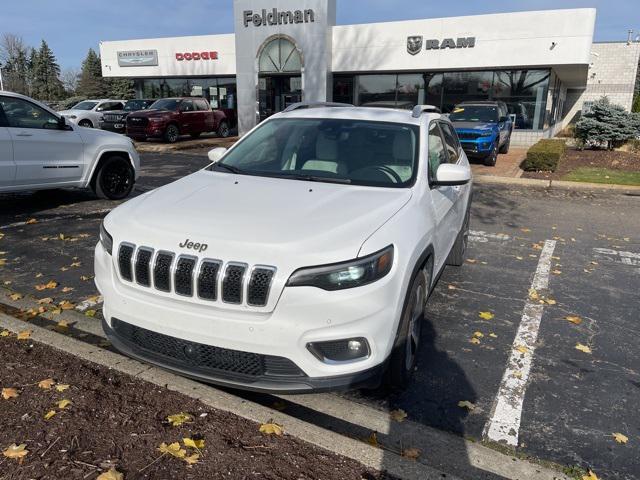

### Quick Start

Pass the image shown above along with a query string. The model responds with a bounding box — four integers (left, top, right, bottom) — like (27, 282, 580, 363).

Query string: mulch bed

(0, 333, 393, 480)
(522, 148, 640, 180)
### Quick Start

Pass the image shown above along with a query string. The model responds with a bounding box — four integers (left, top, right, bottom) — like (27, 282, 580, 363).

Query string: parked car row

(57, 97, 234, 143)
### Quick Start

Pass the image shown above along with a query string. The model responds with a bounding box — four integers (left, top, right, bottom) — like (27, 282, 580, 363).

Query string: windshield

(210, 118, 419, 188)
(71, 101, 98, 111)
(124, 100, 151, 111)
(449, 105, 499, 123)
(149, 99, 180, 111)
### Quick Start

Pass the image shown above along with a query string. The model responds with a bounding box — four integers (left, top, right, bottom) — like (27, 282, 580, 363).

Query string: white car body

(95, 105, 472, 392)
(0, 91, 139, 195)
(58, 99, 125, 129)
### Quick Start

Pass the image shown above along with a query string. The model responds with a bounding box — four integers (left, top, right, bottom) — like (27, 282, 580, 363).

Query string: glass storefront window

(493, 70, 550, 130)
(356, 75, 397, 108)
(333, 76, 354, 105)
(396, 74, 425, 109)
(441, 71, 494, 113)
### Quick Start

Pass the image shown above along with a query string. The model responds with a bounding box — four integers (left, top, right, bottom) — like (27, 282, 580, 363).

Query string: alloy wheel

(101, 162, 132, 198)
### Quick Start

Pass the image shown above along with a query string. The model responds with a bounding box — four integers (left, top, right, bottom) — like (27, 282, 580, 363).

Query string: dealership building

(100, 1, 640, 145)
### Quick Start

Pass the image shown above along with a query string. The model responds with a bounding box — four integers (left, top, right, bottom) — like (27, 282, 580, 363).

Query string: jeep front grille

(117, 243, 275, 307)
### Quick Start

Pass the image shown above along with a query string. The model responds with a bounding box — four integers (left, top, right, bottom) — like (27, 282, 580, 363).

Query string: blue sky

(2, 0, 638, 69)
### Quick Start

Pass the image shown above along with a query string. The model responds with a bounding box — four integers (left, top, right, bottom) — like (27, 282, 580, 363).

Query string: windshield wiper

(285, 174, 352, 184)
(213, 163, 246, 175)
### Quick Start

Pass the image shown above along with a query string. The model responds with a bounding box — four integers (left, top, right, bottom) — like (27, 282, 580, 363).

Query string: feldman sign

(117, 50, 159, 67)
(243, 8, 315, 27)
(407, 36, 476, 55)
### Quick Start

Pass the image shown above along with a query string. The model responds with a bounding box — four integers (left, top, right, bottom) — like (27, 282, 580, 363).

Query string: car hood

(59, 109, 90, 116)
(128, 109, 172, 118)
(451, 121, 497, 131)
(106, 170, 412, 271)
(75, 124, 132, 144)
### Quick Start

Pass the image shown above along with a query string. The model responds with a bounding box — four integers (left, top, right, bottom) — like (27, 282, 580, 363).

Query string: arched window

(258, 37, 302, 73)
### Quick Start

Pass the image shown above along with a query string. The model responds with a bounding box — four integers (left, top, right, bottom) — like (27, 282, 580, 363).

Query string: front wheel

(78, 119, 93, 128)
(217, 121, 230, 138)
(164, 124, 180, 143)
(447, 207, 470, 266)
(499, 135, 511, 154)
(384, 262, 431, 390)
(484, 144, 498, 166)
(93, 156, 135, 200)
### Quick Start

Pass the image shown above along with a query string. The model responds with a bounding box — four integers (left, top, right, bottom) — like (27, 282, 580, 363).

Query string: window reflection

(133, 77, 237, 113)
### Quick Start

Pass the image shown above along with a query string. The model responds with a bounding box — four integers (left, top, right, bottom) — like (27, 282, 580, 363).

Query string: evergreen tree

(30, 40, 64, 100)
(77, 48, 108, 98)
(108, 77, 135, 99)
(576, 97, 640, 149)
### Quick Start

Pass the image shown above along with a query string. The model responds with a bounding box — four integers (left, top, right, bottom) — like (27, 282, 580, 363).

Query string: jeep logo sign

(179, 239, 208, 253)
(407, 36, 476, 54)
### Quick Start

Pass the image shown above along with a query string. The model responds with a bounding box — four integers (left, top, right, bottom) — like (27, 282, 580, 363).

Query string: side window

(439, 122, 461, 163)
(0, 96, 59, 130)
(428, 122, 448, 181)
(181, 100, 195, 112)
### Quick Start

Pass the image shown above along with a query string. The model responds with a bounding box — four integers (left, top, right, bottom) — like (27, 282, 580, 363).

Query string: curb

(474, 175, 640, 192)
(0, 311, 452, 480)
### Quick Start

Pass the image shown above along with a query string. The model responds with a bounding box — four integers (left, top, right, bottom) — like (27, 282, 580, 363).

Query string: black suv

(100, 99, 156, 134)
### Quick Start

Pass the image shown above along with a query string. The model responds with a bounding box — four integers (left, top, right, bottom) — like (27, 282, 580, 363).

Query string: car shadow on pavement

(0, 190, 102, 218)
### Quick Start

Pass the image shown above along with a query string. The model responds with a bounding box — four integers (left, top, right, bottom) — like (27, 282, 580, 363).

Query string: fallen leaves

(38, 378, 56, 390)
(9, 293, 23, 301)
(35, 281, 58, 291)
(158, 442, 187, 458)
(97, 468, 124, 480)
(259, 422, 283, 436)
(565, 315, 583, 325)
(469, 337, 481, 345)
(59, 300, 75, 310)
(56, 399, 72, 409)
(44, 410, 57, 420)
(85, 309, 97, 317)
(0, 330, 10, 337)
(62, 287, 74, 293)
(582, 470, 599, 480)
(515, 345, 529, 355)
(25, 218, 38, 225)
(55, 384, 70, 392)
(183, 437, 205, 449)
(479, 311, 494, 320)
(37, 297, 54, 305)
(3, 443, 28, 463)
(166, 412, 193, 427)
(2, 388, 19, 400)
(457, 400, 476, 412)
(389, 409, 407, 423)
(575, 343, 592, 354)
(366, 431, 379, 447)
(612, 432, 629, 444)
(402, 447, 421, 460)
(17, 330, 31, 341)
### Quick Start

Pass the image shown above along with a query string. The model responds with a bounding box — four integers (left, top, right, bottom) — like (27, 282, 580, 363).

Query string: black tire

(447, 206, 470, 266)
(384, 260, 431, 390)
(190, 132, 201, 139)
(78, 119, 93, 128)
(499, 134, 511, 154)
(217, 121, 230, 138)
(164, 124, 180, 143)
(92, 156, 135, 200)
(484, 144, 498, 166)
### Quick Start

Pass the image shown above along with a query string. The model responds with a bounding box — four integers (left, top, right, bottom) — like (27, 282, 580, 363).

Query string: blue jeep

(449, 101, 513, 166)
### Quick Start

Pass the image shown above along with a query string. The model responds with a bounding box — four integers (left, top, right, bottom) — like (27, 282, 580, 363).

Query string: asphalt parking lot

(1, 152, 639, 479)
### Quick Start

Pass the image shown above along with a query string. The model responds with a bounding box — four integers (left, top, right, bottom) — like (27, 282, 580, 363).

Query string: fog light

(307, 337, 370, 363)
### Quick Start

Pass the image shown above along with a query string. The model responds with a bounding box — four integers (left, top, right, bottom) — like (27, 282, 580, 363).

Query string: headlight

(68, 115, 77, 120)
(287, 245, 394, 291)
(100, 221, 113, 255)
(149, 117, 163, 123)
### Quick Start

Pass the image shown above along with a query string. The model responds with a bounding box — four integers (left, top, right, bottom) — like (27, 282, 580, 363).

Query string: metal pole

(0, 66, 4, 91)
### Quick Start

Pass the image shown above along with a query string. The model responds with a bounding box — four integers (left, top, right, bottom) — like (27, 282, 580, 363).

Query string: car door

(497, 104, 510, 144)
(178, 100, 198, 134)
(427, 121, 458, 271)
(439, 121, 469, 234)
(0, 95, 85, 187)
(0, 106, 16, 187)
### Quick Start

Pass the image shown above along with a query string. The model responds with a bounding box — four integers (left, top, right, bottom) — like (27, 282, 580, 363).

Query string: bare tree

(61, 67, 81, 94)
(0, 33, 26, 64)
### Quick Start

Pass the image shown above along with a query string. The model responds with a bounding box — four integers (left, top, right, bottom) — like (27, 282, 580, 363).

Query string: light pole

(0, 63, 4, 91)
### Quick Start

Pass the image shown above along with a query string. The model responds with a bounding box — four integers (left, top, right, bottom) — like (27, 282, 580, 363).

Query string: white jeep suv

(1, 92, 139, 200)
(58, 99, 125, 129)
(95, 104, 472, 392)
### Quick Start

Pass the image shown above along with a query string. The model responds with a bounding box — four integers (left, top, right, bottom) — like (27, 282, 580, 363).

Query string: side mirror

(499, 116, 508, 123)
(433, 163, 471, 187)
(208, 147, 228, 163)
(57, 116, 70, 130)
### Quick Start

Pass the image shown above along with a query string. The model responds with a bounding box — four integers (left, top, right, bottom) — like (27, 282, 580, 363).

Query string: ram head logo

(407, 36, 423, 56)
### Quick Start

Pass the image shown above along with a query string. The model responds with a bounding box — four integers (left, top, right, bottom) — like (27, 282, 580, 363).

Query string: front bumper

(94, 243, 403, 393)
(460, 138, 496, 157)
(100, 122, 126, 134)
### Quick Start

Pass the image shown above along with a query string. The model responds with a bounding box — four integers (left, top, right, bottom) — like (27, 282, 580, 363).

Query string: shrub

(575, 97, 640, 149)
(521, 139, 567, 172)
(628, 138, 640, 153)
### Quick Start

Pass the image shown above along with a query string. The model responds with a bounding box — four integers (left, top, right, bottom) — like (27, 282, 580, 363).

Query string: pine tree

(77, 48, 108, 98)
(576, 97, 640, 149)
(108, 77, 135, 99)
(30, 40, 64, 100)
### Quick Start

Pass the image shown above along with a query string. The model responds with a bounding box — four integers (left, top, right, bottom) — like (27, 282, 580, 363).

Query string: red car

(126, 97, 230, 143)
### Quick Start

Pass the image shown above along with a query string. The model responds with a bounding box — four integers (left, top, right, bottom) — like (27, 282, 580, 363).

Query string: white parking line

(469, 230, 511, 243)
(483, 239, 556, 447)
(593, 247, 640, 267)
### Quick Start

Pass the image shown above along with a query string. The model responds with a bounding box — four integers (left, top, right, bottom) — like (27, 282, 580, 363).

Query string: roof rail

(283, 102, 354, 113)
(411, 105, 441, 118)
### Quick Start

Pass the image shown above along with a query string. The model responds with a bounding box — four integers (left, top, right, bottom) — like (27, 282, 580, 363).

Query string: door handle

(16, 132, 33, 137)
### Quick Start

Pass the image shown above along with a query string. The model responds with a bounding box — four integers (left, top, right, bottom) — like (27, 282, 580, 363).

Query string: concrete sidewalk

(470, 148, 526, 178)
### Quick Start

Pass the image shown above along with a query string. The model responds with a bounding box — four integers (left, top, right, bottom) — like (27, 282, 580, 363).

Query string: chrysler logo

(407, 36, 423, 56)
